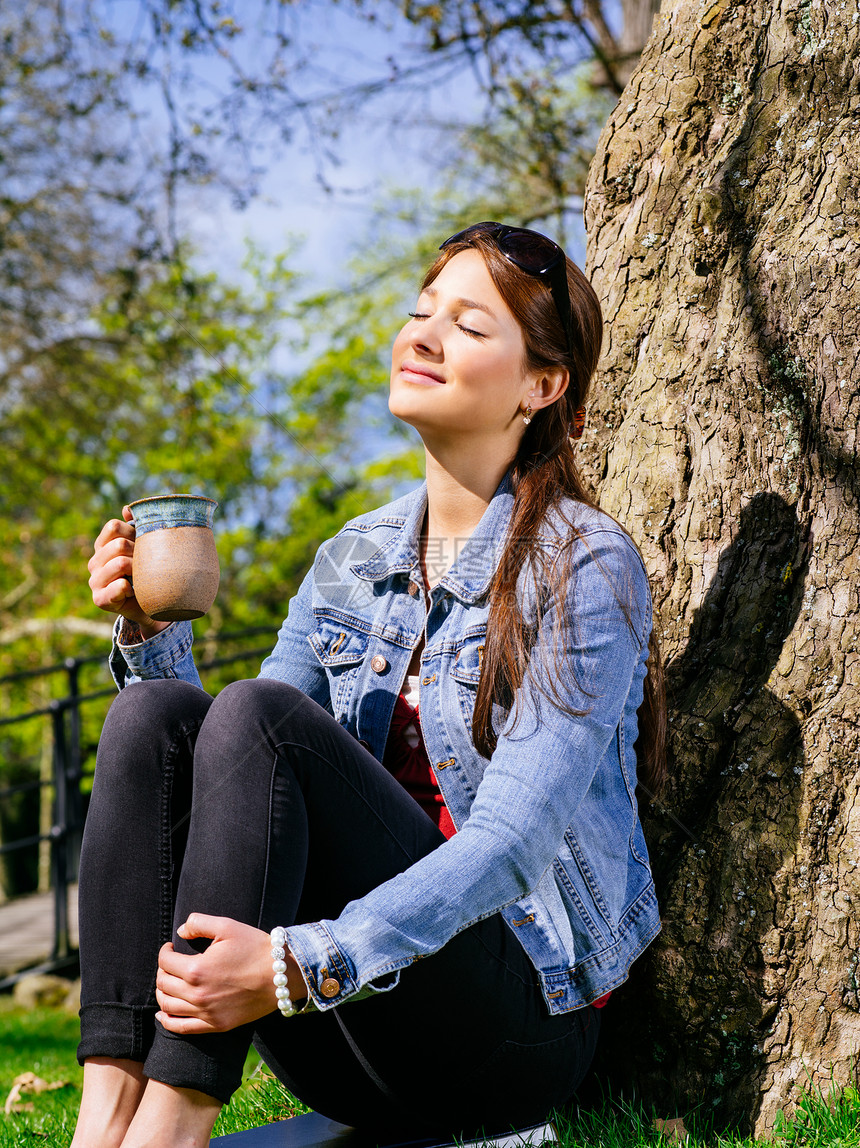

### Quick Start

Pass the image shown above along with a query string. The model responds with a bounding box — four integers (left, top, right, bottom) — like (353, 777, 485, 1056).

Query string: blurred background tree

(3, 0, 649, 678)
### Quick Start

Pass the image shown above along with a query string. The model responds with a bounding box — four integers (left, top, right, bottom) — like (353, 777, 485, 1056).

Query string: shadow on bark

(579, 492, 810, 1133)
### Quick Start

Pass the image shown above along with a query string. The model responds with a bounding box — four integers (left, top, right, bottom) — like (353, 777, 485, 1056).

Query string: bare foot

(120, 1079, 222, 1148)
(70, 1058, 147, 1148)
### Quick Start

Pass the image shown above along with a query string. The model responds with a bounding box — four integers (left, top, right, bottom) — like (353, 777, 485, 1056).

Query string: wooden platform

(212, 1112, 361, 1148)
(212, 1110, 557, 1148)
(0, 884, 78, 979)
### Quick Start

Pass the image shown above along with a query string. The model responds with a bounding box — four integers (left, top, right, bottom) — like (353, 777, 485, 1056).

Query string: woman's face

(389, 249, 538, 443)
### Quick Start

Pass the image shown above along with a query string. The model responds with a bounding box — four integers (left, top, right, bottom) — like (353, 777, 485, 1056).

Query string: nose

(410, 317, 443, 358)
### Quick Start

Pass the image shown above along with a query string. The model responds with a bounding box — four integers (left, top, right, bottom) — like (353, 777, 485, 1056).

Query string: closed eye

(456, 324, 487, 339)
(408, 311, 487, 339)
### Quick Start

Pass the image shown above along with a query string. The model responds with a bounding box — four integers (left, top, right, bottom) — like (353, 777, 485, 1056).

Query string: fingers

(177, 913, 230, 943)
(88, 513, 148, 622)
(88, 538, 134, 584)
(154, 971, 210, 1020)
(89, 523, 135, 602)
(92, 516, 136, 554)
(157, 940, 190, 979)
(88, 547, 136, 614)
(153, 919, 279, 1034)
(155, 983, 199, 1018)
(154, 963, 216, 1033)
(155, 946, 219, 1030)
(156, 1011, 217, 1036)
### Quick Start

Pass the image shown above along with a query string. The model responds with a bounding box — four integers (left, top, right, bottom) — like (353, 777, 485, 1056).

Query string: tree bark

(581, 0, 860, 1133)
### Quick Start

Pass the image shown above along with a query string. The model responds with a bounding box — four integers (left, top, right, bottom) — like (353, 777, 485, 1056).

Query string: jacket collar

(351, 468, 516, 604)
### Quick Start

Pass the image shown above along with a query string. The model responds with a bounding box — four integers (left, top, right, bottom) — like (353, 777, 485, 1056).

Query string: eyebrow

(423, 286, 497, 320)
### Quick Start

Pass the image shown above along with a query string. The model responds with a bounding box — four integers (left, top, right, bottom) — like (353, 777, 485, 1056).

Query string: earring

(522, 405, 532, 426)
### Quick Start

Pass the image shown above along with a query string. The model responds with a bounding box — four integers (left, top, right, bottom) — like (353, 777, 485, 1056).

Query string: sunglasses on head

(439, 221, 573, 359)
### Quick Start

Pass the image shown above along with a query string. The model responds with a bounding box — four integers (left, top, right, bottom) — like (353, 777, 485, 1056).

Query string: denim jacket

(111, 468, 661, 1015)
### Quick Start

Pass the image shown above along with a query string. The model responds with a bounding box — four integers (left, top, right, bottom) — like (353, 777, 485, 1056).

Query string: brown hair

(422, 231, 667, 799)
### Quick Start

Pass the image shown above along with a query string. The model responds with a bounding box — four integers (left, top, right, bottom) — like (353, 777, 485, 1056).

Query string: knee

(200, 679, 320, 753)
(94, 680, 211, 797)
(205, 677, 308, 729)
(101, 679, 212, 743)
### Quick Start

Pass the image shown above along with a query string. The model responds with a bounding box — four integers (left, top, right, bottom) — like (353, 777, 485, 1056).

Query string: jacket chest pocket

(308, 619, 369, 717)
(450, 631, 485, 728)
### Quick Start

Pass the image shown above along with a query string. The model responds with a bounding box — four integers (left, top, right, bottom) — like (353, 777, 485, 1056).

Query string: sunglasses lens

(497, 230, 561, 274)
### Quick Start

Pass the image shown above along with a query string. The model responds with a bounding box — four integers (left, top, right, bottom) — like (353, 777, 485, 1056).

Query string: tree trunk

(581, 0, 860, 1134)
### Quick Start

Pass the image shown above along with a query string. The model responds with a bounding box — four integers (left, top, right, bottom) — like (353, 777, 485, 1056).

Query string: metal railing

(0, 627, 276, 989)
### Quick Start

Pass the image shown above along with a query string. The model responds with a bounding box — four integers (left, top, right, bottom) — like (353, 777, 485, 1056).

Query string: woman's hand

(155, 914, 305, 1035)
(88, 507, 170, 639)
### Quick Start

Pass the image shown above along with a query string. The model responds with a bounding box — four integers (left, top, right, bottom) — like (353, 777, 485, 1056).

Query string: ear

(525, 366, 569, 413)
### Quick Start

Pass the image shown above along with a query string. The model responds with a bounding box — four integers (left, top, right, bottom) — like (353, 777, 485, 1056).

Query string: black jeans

(78, 678, 600, 1134)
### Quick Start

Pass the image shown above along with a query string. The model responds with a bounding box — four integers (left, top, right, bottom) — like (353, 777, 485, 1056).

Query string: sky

(118, 0, 597, 490)
(160, 3, 590, 289)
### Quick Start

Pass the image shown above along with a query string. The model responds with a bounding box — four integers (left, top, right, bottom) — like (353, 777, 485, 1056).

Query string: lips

(400, 360, 446, 385)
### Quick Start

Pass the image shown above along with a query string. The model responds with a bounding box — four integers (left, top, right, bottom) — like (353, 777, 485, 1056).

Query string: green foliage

(772, 1070, 860, 1148)
(0, 247, 297, 669)
(0, 0, 626, 907)
(458, 67, 615, 243)
(211, 1066, 311, 1138)
(0, 997, 82, 1145)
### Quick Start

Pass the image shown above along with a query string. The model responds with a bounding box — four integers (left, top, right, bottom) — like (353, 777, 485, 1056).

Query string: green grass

(0, 997, 858, 1147)
(553, 1074, 860, 1148)
(0, 998, 304, 1146)
(0, 997, 82, 1146)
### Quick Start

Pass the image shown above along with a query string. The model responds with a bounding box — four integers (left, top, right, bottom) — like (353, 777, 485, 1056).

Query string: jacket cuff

(110, 617, 193, 688)
(285, 922, 403, 1011)
(284, 922, 358, 1010)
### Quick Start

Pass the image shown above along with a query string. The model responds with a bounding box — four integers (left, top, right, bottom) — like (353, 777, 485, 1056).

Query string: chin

(388, 392, 425, 428)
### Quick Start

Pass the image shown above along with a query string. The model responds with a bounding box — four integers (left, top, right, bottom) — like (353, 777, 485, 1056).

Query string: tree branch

(0, 618, 114, 646)
(0, 574, 38, 613)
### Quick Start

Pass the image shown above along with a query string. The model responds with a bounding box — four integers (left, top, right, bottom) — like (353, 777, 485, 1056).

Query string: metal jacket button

(320, 977, 340, 998)
(370, 655, 388, 673)
(407, 580, 419, 597)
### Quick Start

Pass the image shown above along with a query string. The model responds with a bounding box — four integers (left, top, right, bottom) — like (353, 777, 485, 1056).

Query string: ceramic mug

(129, 494, 220, 622)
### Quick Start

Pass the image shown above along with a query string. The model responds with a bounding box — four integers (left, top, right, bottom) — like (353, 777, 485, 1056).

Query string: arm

(94, 509, 331, 702)
(88, 508, 202, 690)
(257, 562, 332, 710)
(285, 528, 653, 1009)
(109, 561, 332, 700)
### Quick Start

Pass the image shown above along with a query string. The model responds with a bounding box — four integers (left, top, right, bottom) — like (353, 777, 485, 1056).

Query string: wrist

(118, 616, 171, 645)
(138, 618, 172, 640)
(287, 952, 308, 1007)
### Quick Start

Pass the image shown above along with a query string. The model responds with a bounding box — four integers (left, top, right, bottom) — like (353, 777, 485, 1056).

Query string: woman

(75, 222, 666, 1148)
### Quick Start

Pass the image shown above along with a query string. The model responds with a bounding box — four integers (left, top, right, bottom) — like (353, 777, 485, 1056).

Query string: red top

(383, 691, 456, 839)
(382, 687, 610, 1007)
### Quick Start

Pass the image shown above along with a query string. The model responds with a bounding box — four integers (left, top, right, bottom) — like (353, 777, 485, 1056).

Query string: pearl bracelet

(269, 926, 296, 1017)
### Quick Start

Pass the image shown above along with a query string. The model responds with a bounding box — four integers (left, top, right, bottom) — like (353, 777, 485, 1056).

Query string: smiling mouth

(400, 361, 446, 384)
